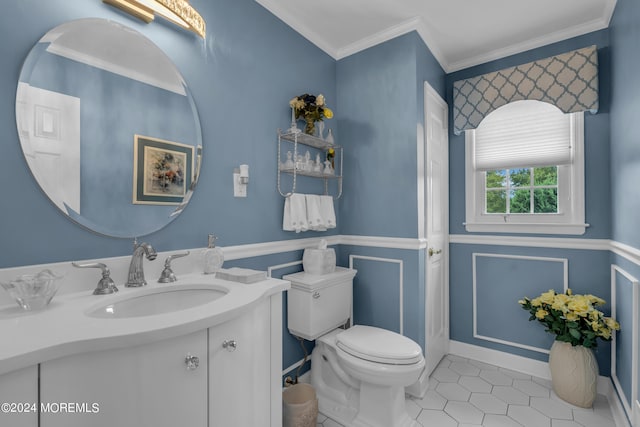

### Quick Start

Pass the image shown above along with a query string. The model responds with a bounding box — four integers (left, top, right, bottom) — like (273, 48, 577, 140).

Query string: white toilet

(284, 267, 426, 427)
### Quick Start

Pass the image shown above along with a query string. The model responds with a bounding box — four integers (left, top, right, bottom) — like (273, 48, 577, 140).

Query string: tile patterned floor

(316, 354, 618, 427)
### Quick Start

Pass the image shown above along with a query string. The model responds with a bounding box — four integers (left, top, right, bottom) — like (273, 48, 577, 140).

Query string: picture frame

(133, 135, 194, 205)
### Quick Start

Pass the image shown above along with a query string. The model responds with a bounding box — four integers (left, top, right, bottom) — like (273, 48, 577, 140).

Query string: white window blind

(473, 100, 572, 171)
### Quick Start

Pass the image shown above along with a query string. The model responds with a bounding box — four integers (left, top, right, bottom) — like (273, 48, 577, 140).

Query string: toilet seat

(336, 325, 423, 365)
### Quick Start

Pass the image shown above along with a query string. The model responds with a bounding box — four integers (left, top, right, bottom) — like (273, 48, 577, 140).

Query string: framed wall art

(133, 135, 194, 205)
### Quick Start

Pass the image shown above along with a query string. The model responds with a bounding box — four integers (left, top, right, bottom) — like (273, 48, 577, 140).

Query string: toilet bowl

(284, 267, 426, 427)
(335, 325, 425, 386)
(311, 326, 424, 427)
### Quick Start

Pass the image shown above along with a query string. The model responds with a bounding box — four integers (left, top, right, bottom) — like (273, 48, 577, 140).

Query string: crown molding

(254, 0, 338, 58)
(256, 0, 617, 74)
(334, 16, 448, 72)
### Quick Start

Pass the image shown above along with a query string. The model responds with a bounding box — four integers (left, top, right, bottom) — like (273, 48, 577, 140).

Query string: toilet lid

(336, 325, 423, 365)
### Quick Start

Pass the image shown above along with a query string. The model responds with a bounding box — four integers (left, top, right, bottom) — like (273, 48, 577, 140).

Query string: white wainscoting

(472, 253, 569, 354)
(611, 265, 640, 426)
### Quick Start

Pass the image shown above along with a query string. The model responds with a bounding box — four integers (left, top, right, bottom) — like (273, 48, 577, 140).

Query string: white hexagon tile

(315, 355, 618, 427)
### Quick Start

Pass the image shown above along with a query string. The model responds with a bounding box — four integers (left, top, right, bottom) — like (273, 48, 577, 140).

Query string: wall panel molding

(472, 253, 568, 354)
(611, 265, 639, 425)
(452, 234, 640, 267)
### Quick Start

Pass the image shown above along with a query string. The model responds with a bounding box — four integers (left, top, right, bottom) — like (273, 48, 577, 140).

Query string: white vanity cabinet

(0, 366, 38, 427)
(37, 293, 284, 427)
(40, 330, 208, 427)
(209, 297, 280, 426)
(0, 274, 288, 427)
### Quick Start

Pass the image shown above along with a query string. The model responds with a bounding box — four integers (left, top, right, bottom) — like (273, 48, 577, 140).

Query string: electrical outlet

(233, 172, 246, 197)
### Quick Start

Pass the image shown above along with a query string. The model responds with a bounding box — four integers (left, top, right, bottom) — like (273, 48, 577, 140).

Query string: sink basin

(87, 286, 227, 319)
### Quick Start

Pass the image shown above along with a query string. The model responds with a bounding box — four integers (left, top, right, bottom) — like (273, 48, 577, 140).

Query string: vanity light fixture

(103, 0, 206, 38)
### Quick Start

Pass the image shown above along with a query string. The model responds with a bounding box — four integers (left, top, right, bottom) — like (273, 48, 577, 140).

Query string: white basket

(282, 383, 318, 427)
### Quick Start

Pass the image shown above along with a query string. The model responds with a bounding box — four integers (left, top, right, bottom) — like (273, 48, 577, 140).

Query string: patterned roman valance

(453, 45, 598, 135)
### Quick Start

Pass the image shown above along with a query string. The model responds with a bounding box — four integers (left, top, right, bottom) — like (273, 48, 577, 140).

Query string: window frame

(464, 109, 587, 235)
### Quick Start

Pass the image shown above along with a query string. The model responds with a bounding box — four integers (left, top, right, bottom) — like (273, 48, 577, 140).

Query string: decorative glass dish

(1, 269, 64, 311)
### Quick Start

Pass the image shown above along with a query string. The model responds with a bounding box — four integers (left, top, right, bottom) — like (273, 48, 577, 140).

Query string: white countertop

(0, 273, 289, 376)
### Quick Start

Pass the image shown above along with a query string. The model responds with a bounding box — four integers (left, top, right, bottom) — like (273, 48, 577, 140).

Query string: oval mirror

(16, 18, 202, 238)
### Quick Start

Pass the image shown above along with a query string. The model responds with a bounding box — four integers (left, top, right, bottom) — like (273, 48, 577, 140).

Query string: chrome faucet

(125, 241, 157, 287)
(158, 252, 190, 283)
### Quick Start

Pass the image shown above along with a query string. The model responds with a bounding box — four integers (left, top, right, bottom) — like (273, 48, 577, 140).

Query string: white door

(424, 82, 449, 376)
(16, 82, 80, 213)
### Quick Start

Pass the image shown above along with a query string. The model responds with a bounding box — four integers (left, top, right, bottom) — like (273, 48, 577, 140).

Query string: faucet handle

(72, 262, 118, 295)
(158, 252, 190, 283)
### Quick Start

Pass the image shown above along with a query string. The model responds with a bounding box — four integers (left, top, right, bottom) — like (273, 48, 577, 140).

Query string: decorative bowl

(1, 269, 64, 311)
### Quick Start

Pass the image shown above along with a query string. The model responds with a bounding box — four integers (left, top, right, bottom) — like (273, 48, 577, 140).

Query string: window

(465, 100, 586, 235)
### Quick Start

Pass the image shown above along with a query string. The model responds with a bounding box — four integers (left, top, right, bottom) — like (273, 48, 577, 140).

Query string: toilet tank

(284, 267, 357, 340)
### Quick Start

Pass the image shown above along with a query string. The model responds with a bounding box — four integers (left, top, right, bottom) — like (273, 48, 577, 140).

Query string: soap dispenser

(203, 234, 224, 275)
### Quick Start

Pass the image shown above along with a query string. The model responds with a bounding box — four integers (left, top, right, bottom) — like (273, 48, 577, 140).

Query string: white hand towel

(320, 195, 336, 229)
(283, 196, 293, 231)
(283, 193, 308, 233)
(305, 194, 326, 231)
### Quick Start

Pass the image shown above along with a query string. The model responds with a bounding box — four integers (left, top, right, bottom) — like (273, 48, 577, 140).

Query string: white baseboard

(604, 379, 633, 427)
(449, 340, 552, 379)
(449, 340, 631, 427)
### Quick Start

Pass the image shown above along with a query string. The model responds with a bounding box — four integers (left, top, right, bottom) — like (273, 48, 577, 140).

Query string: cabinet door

(0, 366, 38, 427)
(209, 298, 272, 426)
(41, 330, 207, 427)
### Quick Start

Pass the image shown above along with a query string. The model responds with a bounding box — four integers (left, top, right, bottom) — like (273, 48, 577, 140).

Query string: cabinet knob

(222, 340, 237, 352)
(185, 353, 200, 370)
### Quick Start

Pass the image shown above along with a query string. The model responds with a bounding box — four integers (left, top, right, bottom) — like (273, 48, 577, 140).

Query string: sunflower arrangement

(519, 289, 620, 348)
(289, 93, 334, 135)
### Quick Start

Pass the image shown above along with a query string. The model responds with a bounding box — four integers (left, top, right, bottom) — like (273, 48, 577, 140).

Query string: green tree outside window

(485, 167, 558, 214)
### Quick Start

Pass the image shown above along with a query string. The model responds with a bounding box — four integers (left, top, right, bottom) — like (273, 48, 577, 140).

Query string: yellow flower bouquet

(289, 93, 333, 135)
(519, 289, 620, 348)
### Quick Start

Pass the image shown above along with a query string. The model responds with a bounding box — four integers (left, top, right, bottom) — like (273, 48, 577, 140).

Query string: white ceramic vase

(548, 341, 598, 408)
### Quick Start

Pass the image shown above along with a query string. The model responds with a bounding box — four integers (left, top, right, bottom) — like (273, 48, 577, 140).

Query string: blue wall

(445, 30, 616, 376)
(610, 0, 640, 248)
(450, 244, 612, 374)
(0, 0, 448, 379)
(335, 31, 445, 352)
(337, 32, 444, 238)
(1, 0, 637, 399)
(609, 0, 640, 413)
(447, 30, 612, 239)
(0, 0, 337, 268)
